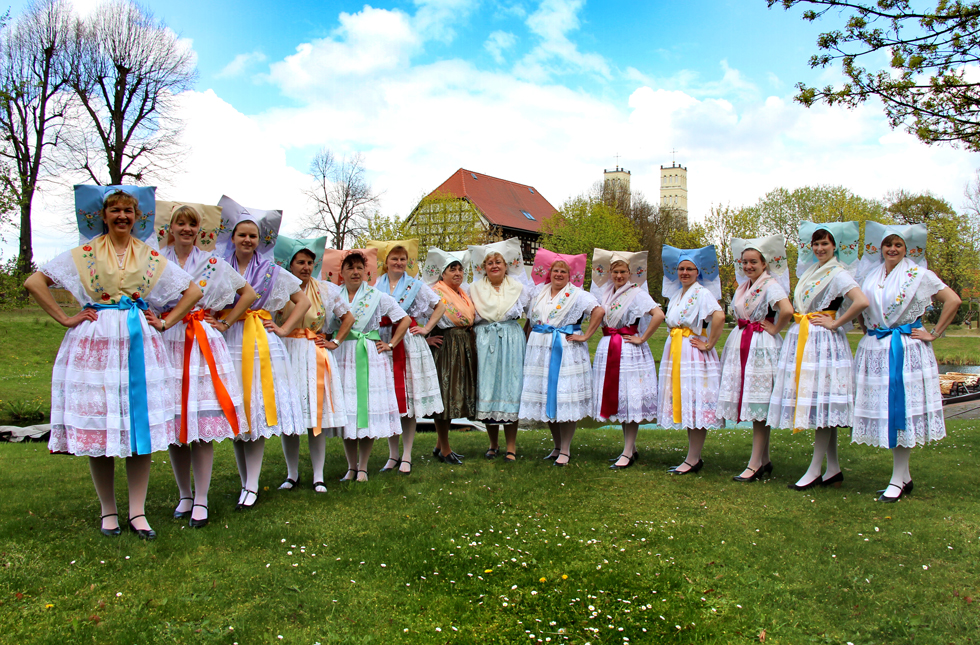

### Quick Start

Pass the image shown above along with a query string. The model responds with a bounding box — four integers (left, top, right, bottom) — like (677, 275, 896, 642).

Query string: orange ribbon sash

(178, 310, 240, 442)
(287, 328, 336, 436)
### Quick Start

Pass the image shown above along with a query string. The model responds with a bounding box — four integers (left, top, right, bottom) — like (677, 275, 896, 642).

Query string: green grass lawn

(1, 424, 979, 644)
(3, 305, 980, 425)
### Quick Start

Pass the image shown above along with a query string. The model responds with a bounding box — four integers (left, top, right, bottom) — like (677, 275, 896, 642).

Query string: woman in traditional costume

(589, 249, 664, 469)
(520, 249, 603, 467)
(368, 239, 444, 475)
(274, 236, 353, 493)
(157, 203, 255, 528)
(467, 239, 532, 462)
(717, 236, 794, 482)
(332, 251, 410, 481)
(421, 248, 479, 464)
(852, 222, 960, 502)
(214, 196, 309, 510)
(657, 245, 725, 475)
(767, 222, 869, 491)
(25, 186, 200, 539)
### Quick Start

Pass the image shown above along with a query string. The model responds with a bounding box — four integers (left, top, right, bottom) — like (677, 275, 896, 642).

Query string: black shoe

(100, 513, 121, 537)
(356, 469, 368, 482)
(278, 477, 300, 490)
(399, 460, 413, 474)
(877, 480, 913, 495)
(485, 448, 499, 460)
(313, 481, 327, 493)
(339, 469, 356, 482)
(504, 451, 517, 463)
(670, 459, 703, 475)
(610, 454, 635, 470)
(733, 466, 761, 482)
(609, 451, 640, 462)
(189, 504, 209, 529)
(236, 489, 258, 511)
(553, 452, 570, 467)
(762, 462, 773, 475)
(787, 476, 822, 491)
(234, 487, 246, 510)
(433, 447, 464, 461)
(379, 458, 400, 473)
(543, 451, 560, 460)
(819, 472, 844, 488)
(877, 484, 905, 503)
(173, 497, 193, 519)
(440, 452, 463, 465)
(127, 514, 157, 540)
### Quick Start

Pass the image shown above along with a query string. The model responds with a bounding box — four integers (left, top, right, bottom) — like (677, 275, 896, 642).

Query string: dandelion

(45, 604, 53, 609)
(562, 574, 568, 580)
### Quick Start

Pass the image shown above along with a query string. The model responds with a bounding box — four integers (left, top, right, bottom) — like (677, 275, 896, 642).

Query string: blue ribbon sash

(867, 319, 923, 449)
(531, 323, 581, 419)
(85, 296, 153, 455)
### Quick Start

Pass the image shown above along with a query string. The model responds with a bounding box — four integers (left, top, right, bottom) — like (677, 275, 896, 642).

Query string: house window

(521, 210, 535, 221)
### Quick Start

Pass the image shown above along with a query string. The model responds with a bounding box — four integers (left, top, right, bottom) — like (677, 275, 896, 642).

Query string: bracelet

(931, 327, 945, 339)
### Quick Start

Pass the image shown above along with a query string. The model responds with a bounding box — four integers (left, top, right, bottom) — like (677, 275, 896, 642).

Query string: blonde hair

(166, 205, 201, 246)
(382, 244, 409, 274)
(101, 191, 141, 218)
(550, 260, 571, 276)
(483, 251, 506, 270)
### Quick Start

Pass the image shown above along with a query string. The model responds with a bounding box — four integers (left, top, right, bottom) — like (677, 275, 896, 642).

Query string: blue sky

(4, 0, 978, 259)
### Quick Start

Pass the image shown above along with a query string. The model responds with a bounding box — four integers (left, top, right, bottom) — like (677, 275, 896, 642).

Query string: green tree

(539, 195, 641, 289)
(353, 212, 409, 248)
(769, 0, 980, 150)
(701, 204, 762, 303)
(742, 184, 888, 289)
(885, 189, 980, 298)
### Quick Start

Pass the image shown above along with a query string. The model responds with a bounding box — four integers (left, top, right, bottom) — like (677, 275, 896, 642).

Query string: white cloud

(216, 51, 267, 79)
(413, 0, 479, 43)
(485, 30, 518, 64)
(513, 0, 609, 81)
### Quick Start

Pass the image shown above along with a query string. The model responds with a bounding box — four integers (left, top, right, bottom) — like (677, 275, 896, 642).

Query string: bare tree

(0, 0, 74, 273)
(65, 0, 196, 185)
(302, 149, 382, 249)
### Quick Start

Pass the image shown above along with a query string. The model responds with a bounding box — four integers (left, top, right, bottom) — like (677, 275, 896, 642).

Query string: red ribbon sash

(735, 318, 765, 423)
(380, 316, 416, 415)
(600, 325, 639, 419)
(174, 309, 240, 443)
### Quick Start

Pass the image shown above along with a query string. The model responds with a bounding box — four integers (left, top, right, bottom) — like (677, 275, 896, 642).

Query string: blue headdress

(74, 185, 157, 247)
(796, 221, 860, 276)
(661, 244, 721, 301)
(274, 235, 327, 277)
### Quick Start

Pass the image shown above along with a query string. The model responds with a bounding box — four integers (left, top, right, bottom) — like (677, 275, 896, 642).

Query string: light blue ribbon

(85, 296, 152, 455)
(478, 320, 520, 354)
(532, 323, 581, 419)
(867, 319, 922, 449)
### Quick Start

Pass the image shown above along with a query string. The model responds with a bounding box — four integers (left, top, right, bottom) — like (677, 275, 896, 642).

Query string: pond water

(937, 364, 980, 374)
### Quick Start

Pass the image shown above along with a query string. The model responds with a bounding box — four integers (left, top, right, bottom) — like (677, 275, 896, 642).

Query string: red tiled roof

(425, 168, 557, 233)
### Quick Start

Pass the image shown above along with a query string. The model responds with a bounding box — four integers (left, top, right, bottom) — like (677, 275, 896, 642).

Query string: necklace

(878, 267, 893, 289)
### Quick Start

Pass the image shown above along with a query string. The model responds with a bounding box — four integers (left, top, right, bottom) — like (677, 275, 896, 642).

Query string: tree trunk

(17, 197, 33, 275)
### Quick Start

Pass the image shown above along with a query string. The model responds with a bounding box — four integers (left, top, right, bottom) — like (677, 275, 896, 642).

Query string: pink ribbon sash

(736, 319, 765, 422)
(600, 325, 639, 419)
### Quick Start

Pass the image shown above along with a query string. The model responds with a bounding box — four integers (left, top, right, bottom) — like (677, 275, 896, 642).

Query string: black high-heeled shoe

(610, 454, 635, 470)
(313, 481, 327, 493)
(609, 451, 639, 462)
(127, 514, 157, 540)
(787, 475, 822, 491)
(379, 458, 400, 473)
(552, 452, 570, 467)
(543, 451, 560, 460)
(173, 497, 193, 519)
(762, 462, 773, 475)
(819, 472, 844, 488)
(733, 466, 762, 482)
(439, 451, 463, 465)
(189, 504, 209, 529)
(877, 480, 913, 495)
(399, 460, 413, 474)
(278, 477, 300, 490)
(670, 459, 703, 475)
(877, 484, 905, 503)
(236, 489, 258, 511)
(356, 469, 368, 482)
(339, 469, 356, 482)
(433, 447, 465, 460)
(100, 513, 121, 537)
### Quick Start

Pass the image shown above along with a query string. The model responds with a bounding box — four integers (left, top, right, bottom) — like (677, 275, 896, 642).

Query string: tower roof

(425, 168, 557, 232)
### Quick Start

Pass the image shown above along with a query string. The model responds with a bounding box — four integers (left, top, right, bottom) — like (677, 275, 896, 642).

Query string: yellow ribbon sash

(287, 328, 336, 436)
(241, 309, 278, 430)
(792, 310, 836, 432)
(669, 326, 696, 424)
